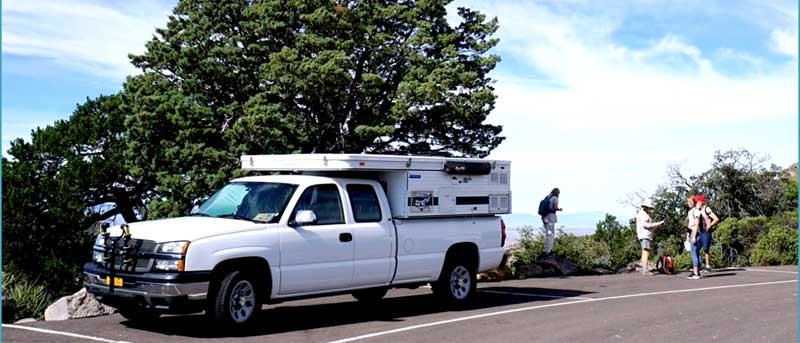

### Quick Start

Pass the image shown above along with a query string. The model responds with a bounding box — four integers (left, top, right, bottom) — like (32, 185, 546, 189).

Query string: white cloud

(450, 0, 798, 218)
(2, 0, 172, 80)
(770, 29, 799, 58)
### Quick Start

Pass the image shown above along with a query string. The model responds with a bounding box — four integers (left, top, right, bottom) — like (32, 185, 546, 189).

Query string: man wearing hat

(636, 199, 664, 275)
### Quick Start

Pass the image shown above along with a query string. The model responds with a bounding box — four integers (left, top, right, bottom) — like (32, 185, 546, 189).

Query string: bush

(510, 226, 544, 265)
(509, 227, 611, 274)
(592, 215, 639, 271)
(2, 272, 53, 322)
(553, 231, 611, 272)
(750, 225, 798, 266)
(713, 216, 770, 264)
(768, 210, 798, 230)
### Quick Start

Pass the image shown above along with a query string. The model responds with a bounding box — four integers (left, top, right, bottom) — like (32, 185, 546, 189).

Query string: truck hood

(105, 216, 272, 243)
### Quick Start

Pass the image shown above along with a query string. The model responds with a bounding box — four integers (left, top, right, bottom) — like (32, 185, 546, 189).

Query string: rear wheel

(432, 258, 477, 306)
(118, 307, 160, 323)
(352, 288, 388, 303)
(208, 270, 260, 325)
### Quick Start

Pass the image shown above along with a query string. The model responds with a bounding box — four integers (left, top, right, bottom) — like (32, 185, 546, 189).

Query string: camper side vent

(489, 194, 510, 213)
(499, 173, 509, 185)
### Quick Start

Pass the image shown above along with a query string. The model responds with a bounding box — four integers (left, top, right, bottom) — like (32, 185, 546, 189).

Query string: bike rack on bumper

(83, 223, 210, 314)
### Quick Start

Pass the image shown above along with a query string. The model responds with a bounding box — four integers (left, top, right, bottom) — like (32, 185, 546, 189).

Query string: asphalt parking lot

(4, 265, 797, 343)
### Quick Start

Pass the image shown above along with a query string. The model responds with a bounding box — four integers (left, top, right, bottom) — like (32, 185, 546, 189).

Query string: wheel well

(210, 257, 272, 300)
(444, 242, 479, 271)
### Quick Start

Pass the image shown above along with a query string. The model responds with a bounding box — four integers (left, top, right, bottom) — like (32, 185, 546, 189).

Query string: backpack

(697, 207, 712, 232)
(537, 195, 552, 216)
(656, 255, 675, 275)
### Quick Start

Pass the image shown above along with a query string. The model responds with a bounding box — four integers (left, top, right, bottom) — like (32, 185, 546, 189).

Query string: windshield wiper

(217, 213, 267, 223)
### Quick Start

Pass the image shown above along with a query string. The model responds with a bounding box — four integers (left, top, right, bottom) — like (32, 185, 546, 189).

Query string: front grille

(99, 238, 157, 273)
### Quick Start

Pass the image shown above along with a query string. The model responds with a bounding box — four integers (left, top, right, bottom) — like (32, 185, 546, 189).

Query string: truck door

(279, 184, 354, 294)
(346, 183, 394, 287)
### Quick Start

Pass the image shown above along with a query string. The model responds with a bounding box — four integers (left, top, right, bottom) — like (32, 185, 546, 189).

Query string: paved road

(4, 265, 797, 343)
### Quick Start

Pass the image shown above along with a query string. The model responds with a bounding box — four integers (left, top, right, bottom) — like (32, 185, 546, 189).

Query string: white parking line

(744, 268, 799, 274)
(481, 289, 593, 300)
(326, 279, 797, 343)
(3, 324, 133, 343)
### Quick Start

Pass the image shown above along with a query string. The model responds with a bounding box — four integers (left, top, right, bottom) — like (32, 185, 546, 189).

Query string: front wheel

(208, 270, 260, 325)
(432, 259, 477, 306)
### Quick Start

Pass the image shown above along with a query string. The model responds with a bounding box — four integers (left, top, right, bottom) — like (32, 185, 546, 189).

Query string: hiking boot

(701, 267, 712, 273)
(641, 270, 655, 276)
(685, 273, 702, 280)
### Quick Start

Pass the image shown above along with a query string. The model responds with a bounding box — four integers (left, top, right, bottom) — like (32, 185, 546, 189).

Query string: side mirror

(293, 210, 317, 226)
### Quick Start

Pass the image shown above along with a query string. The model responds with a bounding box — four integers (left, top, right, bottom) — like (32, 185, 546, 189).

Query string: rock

(536, 255, 576, 276)
(516, 264, 544, 278)
(45, 288, 116, 321)
(478, 253, 514, 282)
(592, 268, 614, 275)
(15, 318, 36, 324)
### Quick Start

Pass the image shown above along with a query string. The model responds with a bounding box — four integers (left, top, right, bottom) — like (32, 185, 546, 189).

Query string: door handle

(339, 233, 353, 242)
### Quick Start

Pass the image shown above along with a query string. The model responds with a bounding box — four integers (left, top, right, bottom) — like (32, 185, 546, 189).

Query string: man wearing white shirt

(636, 199, 664, 276)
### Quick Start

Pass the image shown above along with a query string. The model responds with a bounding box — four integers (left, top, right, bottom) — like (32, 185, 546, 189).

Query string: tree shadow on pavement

(121, 286, 594, 338)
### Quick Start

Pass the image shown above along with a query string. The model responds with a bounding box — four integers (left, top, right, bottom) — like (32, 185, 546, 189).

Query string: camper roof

(241, 154, 509, 172)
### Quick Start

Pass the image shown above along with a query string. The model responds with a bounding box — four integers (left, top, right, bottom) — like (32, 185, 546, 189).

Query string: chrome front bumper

(83, 272, 209, 300)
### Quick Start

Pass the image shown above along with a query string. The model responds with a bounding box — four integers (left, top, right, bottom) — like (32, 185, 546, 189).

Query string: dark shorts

(640, 239, 651, 251)
(698, 231, 712, 252)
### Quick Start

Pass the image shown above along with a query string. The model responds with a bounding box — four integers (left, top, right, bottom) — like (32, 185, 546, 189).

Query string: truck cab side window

(293, 184, 344, 225)
(346, 184, 382, 223)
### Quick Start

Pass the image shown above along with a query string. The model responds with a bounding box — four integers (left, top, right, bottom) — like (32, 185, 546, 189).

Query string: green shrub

(592, 215, 639, 271)
(713, 216, 770, 264)
(768, 210, 798, 230)
(509, 226, 544, 266)
(750, 225, 798, 266)
(553, 231, 611, 272)
(673, 252, 693, 271)
(509, 227, 611, 274)
(2, 271, 54, 322)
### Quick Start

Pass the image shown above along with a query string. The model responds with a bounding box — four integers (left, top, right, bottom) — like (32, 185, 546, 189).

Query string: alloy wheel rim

(449, 265, 471, 300)
(229, 280, 256, 323)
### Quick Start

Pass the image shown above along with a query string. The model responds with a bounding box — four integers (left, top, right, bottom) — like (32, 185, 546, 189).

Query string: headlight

(153, 259, 182, 271)
(157, 241, 190, 254)
(92, 251, 104, 263)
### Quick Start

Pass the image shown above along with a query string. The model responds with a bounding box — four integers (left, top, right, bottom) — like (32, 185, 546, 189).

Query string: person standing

(684, 196, 695, 252)
(538, 188, 562, 257)
(694, 194, 719, 273)
(636, 199, 664, 276)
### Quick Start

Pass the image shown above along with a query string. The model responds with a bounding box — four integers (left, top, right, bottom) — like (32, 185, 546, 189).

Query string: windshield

(194, 182, 297, 223)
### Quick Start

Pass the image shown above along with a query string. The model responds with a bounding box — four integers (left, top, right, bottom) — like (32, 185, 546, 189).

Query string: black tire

(352, 288, 388, 303)
(432, 258, 477, 306)
(208, 270, 260, 325)
(118, 307, 160, 322)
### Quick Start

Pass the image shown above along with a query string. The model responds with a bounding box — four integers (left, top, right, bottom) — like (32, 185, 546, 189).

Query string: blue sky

(2, 0, 798, 222)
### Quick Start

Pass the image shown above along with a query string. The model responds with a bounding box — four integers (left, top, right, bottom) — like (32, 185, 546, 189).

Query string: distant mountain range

(500, 212, 609, 239)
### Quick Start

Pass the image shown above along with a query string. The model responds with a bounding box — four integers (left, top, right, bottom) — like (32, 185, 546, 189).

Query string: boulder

(535, 255, 576, 276)
(478, 253, 514, 282)
(516, 264, 544, 279)
(45, 288, 116, 321)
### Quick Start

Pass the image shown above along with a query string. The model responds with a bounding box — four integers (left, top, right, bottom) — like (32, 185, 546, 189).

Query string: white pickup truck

(84, 154, 509, 325)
